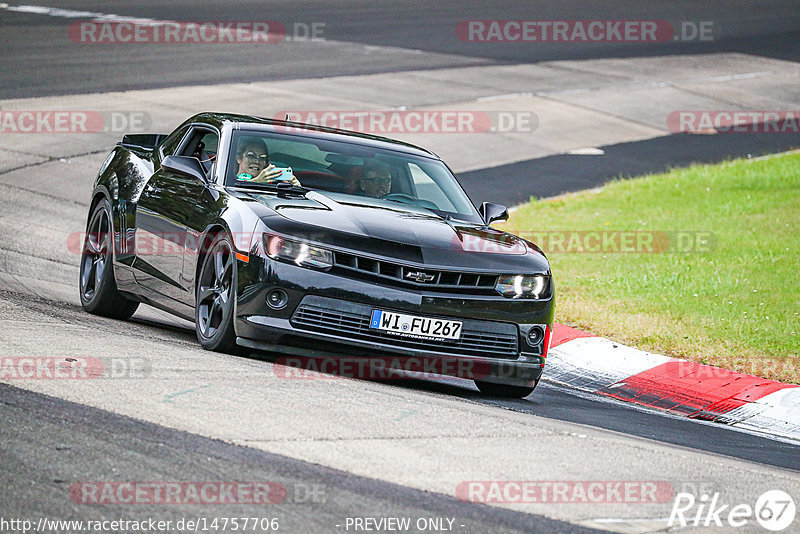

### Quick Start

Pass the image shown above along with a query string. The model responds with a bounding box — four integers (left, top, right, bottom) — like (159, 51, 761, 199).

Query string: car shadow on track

(240, 348, 542, 404)
(128, 316, 196, 339)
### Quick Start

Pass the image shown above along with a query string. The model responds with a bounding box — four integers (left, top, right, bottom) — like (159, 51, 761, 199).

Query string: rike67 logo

(670, 490, 796, 531)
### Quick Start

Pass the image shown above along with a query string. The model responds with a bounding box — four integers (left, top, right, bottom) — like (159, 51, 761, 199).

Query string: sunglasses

(241, 151, 268, 162)
(364, 176, 392, 185)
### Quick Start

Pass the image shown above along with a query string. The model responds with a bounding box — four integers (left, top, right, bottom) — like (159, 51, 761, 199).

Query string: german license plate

(369, 310, 462, 341)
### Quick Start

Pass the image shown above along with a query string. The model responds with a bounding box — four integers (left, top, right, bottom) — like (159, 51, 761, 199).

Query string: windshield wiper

(385, 200, 454, 221)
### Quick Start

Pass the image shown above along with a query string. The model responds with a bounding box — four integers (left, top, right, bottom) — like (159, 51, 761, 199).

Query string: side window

(195, 132, 218, 160)
(180, 128, 219, 177)
(159, 126, 189, 158)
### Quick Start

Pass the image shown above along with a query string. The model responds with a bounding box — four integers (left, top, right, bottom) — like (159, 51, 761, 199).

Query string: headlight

(495, 274, 548, 299)
(263, 234, 333, 271)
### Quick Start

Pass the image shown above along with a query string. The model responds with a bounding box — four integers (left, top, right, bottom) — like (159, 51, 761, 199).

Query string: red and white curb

(546, 324, 800, 441)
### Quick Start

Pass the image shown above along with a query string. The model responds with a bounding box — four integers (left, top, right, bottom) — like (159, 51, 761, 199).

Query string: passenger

(235, 137, 301, 186)
(358, 161, 393, 198)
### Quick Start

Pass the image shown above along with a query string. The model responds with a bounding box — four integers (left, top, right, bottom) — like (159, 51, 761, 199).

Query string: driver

(358, 161, 392, 198)
(235, 137, 301, 186)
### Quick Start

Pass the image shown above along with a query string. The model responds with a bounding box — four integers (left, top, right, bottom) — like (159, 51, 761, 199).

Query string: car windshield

(226, 129, 481, 222)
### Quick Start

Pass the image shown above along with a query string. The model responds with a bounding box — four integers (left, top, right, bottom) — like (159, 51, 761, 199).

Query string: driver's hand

(251, 164, 282, 183)
(252, 165, 303, 187)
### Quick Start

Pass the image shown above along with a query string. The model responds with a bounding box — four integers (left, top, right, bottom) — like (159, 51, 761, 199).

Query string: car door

(133, 126, 219, 307)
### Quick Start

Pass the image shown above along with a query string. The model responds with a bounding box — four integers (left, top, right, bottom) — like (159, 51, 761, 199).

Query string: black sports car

(80, 113, 554, 398)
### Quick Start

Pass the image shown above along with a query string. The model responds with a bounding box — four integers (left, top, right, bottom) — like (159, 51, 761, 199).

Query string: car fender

(219, 195, 265, 255)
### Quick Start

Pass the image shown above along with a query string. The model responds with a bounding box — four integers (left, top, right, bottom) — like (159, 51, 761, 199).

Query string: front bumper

(234, 257, 554, 387)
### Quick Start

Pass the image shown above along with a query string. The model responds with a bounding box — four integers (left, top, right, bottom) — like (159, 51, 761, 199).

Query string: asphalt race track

(1, 2, 799, 533)
(2, 0, 800, 98)
(0, 383, 599, 534)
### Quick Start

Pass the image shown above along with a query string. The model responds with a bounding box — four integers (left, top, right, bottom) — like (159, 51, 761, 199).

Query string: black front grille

(291, 298, 519, 360)
(333, 251, 498, 292)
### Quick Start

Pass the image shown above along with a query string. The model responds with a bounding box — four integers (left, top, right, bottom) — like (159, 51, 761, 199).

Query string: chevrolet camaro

(79, 113, 554, 398)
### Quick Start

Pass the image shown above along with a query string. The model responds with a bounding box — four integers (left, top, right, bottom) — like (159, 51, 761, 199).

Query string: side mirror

(161, 155, 208, 182)
(480, 202, 509, 225)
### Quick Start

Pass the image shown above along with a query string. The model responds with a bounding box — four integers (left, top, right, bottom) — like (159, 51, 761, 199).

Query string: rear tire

(475, 380, 537, 399)
(195, 233, 239, 353)
(79, 198, 139, 320)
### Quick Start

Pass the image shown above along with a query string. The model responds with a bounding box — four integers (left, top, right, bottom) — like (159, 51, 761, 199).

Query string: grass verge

(499, 151, 800, 383)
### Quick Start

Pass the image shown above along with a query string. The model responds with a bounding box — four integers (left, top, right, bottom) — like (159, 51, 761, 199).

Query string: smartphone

(274, 166, 294, 181)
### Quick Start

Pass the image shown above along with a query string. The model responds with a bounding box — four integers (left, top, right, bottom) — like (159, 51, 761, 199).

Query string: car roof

(187, 112, 440, 159)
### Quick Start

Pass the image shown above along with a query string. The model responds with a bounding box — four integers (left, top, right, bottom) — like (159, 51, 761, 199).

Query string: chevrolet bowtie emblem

(405, 271, 435, 282)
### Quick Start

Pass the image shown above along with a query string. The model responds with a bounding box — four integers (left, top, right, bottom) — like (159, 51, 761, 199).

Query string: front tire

(79, 198, 139, 319)
(475, 380, 537, 399)
(195, 233, 239, 353)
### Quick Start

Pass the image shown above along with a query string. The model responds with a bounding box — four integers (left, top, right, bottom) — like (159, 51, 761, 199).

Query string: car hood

(240, 190, 549, 272)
